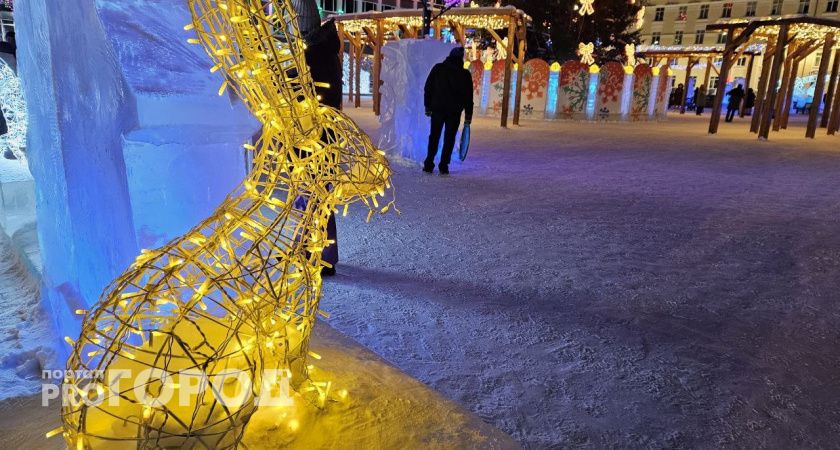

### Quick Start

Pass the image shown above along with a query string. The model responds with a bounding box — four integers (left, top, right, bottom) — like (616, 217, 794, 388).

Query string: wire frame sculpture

(59, 0, 394, 448)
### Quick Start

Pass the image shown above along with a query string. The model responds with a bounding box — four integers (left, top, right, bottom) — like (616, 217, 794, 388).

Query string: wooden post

(828, 74, 840, 134)
(709, 29, 735, 134)
(821, 48, 840, 128)
(348, 37, 355, 104)
(355, 42, 362, 108)
(703, 57, 713, 88)
(369, 21, 384, 116)
(338, 24, 346, 110)
(759, 24, 788, 140)
(774, 48, 796, 131)
(807, 34, 834, 138)
(740, 54, 755, 117)
(500, 16, 516, 127)
(780, 41, 818, 129)
(777, 59, 798, 130)
(512, 20, 526, 126)
(680, 57, 696, 114)
(751, 42, 776, 133)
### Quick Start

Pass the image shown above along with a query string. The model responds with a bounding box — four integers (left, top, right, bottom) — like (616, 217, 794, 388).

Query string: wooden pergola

(328, 6, 531, 127)
(706, 15, 840, 139)
(635, 45, 763, 116)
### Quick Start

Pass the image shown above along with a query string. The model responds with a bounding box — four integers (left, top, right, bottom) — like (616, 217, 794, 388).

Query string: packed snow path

(323, 110, 840, 448)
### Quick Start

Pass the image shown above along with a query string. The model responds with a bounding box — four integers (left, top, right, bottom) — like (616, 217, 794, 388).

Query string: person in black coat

(423, 47, 474, 175)
(304, 20, 342, 110)
(725, 84, 745, 122)
(303, 19, 342, 276)
(744, 88, 756, 115)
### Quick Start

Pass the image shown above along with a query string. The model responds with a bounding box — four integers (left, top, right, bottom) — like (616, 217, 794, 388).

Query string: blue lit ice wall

(17, 0, 258, 358)
(586, 72, 599, 120)
(546, 69, 559, 119)
(16, 0, 140, 355)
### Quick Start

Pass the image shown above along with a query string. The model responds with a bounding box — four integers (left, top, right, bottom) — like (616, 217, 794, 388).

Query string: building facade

(316, 0, 453, 15)
(639, 0, 840, 103)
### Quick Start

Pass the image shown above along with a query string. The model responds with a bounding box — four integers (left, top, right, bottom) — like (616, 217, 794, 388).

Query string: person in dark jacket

(725, 84, 745, 122)
(744, 88, 756, 115)
(423, 47, 474, 175)
(303, 19, 342, 276)
(694, 84, 706, 115)
(304, 20, 343, 110)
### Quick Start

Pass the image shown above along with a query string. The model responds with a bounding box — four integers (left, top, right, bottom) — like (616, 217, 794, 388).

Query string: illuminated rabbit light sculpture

(58, 0, 394, 448)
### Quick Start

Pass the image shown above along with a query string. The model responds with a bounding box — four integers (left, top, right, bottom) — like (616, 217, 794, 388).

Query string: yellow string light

(59, 1, 395, 448)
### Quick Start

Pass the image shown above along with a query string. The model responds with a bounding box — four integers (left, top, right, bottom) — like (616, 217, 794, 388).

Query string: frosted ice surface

(380, 39, 456, 164)
(13, 0, 257, 369)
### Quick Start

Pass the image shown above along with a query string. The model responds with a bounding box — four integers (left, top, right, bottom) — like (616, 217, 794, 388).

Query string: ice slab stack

(15, 0, 258, 358)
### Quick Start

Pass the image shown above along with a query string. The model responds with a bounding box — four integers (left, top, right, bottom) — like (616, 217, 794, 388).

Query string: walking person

(725, 84, 745, 122)
(695, 84, 706, 115)
(424, 47, 474, 175)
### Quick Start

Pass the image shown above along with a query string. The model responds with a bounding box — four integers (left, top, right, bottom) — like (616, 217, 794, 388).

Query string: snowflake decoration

(578, 0, 595, 16)
(578, 42, 595, 66)
(625, 43, 636, 66)
(524, 104, 534, 115)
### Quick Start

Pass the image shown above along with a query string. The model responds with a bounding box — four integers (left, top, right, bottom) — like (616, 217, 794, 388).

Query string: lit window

(678, 6, 688, 20)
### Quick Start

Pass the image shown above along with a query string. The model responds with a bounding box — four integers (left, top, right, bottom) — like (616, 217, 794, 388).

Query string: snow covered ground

(321, 109, 840, 448)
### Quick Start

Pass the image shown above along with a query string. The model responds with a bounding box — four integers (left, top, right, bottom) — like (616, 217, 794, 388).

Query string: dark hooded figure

(304, 20, 343, 109)
(725, 84, 745, 122)
(423, 47, 473, 175)
(744, 88, 756, 115)
(301, 13, 342, 276)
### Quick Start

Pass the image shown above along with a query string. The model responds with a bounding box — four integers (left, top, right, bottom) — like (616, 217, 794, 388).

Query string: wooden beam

(355, 41, 363, 108)
(751, 41, 777, 133)
(486, 28, 506, 52)
(680, 57, 697, 114)
(512, 21, 526, 126)
(807, 34, 835, 138)
(822, 48, 840, 128)
(775, 56, 797, 131)
(500, 16, 516, 127)
(337, 24, 346, 110)
(828, 67, 840, 133)
(709, 24, 755, 134)
(740, 53, 755, 117)
(759, 24, 789, 139)
(365, 22, 384, 116)
(348, 35, 356, 104)
(778, 40, 818, 129)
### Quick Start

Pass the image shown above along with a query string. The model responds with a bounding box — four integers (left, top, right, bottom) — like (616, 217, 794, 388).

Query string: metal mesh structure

(58, 0, 394, 448)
